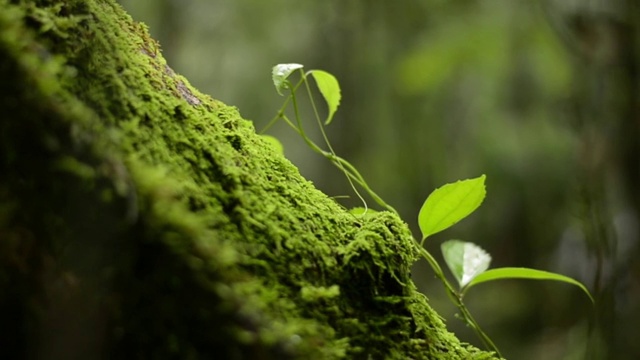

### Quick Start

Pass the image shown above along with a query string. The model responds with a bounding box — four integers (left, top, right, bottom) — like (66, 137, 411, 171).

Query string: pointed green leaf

(272, 63, 304, 95)
(464, 267, 594, 304)
(418, 175, 486, 242)
(309, 70, 341, 125)
(260, 135, 284, 155)
(441, 240, 492, 288)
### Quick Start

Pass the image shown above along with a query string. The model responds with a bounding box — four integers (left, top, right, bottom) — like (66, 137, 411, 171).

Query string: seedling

(418, 175, 594, 356)
(265, 64, 593, 357)
(264, 63, 396, 214)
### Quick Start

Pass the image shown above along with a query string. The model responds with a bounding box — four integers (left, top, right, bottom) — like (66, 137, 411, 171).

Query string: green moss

(0, 0, 501, 358)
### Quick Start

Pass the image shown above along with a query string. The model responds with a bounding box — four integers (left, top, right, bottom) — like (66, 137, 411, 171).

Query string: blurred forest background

(117, 1, 639, 359)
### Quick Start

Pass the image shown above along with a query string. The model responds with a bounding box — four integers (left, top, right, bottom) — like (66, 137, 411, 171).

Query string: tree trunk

(0, 1, 498, 359)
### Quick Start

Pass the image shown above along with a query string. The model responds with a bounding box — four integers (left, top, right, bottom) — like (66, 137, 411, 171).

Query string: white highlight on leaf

(460, 242, 492, 287)
(272, 63, 304, 95)
(441, 240, 492, 288)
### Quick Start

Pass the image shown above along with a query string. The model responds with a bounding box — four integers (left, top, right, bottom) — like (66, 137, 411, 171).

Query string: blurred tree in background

(118, 0, 640, 359)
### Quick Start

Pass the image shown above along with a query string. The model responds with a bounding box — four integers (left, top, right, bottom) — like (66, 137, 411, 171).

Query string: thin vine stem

(260, 78, 305, 134)
(268, 73, 397, 214)
(274, 116, 397, 214)
(289, 84, 321, 153)
(331, 156, 398, 214)
(417, 246, 502, 357)
(457, 297, 502, 357)
(301, 70, 370, 214)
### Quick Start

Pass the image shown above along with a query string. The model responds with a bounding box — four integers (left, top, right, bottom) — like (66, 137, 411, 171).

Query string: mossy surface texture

(0, 0, 499, 359)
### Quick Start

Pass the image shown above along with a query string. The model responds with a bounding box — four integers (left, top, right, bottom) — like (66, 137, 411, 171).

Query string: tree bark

(0, 1, 498, 359)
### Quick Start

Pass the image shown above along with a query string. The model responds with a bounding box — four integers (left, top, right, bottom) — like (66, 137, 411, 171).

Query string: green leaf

(464, 267, 594, 304)
(260, 135, 284, 155)
(418, 175, 486, 243)
(441, 240, 492, 288)
(272, 63, 304, 95)
(309, 70, 341, 125)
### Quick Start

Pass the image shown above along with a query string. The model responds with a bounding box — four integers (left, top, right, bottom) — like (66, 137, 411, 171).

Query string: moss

(0, 0, 501, 358)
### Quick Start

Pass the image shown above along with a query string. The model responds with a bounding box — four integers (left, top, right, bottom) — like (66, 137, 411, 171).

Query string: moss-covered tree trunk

(0, 1, 498, 359)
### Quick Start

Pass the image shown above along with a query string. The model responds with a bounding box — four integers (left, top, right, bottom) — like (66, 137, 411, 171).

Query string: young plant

(265, 64, 593, 358)
(264, 63, 397, 214)
(418, 175, 594, 356)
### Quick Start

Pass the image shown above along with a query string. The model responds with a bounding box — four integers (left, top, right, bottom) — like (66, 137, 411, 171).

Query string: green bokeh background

(117, 1, 640, 359)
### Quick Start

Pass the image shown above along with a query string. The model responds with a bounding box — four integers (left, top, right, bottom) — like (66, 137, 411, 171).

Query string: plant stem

(457, 298, 502, 357)
(273, 72, 398, 214)
(330, 156, 398, 214)
(301, 71, 370, 214)
(417, 247, 502, 357)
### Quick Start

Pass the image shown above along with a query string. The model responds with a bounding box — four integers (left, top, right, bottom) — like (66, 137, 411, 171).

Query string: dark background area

(117, 1, 640, 359)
